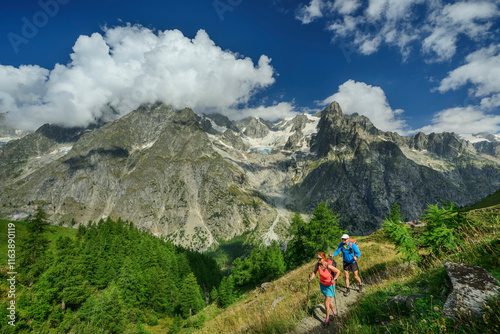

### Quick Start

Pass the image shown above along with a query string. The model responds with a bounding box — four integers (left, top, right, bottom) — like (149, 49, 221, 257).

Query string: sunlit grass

(195, 209, 499, 334)
(196, 236, 402, 333)
(340, 211, 500, 334)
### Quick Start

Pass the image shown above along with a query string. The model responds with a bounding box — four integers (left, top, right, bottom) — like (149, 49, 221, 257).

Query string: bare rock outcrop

(443, 261, 499, 320)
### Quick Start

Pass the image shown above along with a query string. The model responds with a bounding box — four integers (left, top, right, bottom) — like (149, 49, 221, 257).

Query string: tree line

(0, 209, 221, 333)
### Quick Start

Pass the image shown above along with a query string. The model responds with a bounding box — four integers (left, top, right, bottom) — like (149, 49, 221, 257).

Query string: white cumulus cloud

(331, 0, 361, 15)
(423, 43, 500, 136)
(321, 80, 409, 134)
(1, 25, 276, 130)
(422, 1, 499, 62)
(298, 0, 499, 62)
(416, 106, 500, 135)
(296, 0, 324, 24)
(438, 44, 500, 101)
(229, 102, 299, 121)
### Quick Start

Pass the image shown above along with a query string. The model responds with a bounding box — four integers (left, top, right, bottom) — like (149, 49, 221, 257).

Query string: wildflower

(422, 319, 427, 324)
(434, 306, 439, 311)
(390, 316, 394, 320)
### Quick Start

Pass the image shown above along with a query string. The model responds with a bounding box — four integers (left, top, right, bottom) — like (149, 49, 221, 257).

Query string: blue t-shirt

(332, 241, 360, 263)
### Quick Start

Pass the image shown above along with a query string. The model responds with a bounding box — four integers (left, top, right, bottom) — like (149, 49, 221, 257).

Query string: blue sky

(1, 0, 500, 137)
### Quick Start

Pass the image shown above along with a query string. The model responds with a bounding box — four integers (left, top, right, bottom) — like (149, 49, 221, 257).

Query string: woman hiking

(308, 251, 340, 328)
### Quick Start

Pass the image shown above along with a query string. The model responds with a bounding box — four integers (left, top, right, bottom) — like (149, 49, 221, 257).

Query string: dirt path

(289, 284, 364, 334)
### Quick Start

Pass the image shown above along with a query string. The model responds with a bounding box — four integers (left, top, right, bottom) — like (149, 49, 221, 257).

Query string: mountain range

(1, 102, 500, 250)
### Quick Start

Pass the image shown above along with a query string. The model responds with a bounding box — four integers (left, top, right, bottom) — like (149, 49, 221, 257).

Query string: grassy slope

(0, 219, 78, 266)
(464, 188, 500, 211)
(190, 233, 402, 334)
(190, 208, 500, 334)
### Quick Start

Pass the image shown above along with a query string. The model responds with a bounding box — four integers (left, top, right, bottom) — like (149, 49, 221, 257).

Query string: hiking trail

(289, 283, 364, 334)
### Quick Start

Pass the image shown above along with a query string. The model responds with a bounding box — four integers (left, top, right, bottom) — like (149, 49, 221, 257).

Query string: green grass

(197, 198, 500, 334)
(0, 219, 78, 266)
(465, 188, 500, 211)
(340, 213, 500, 334)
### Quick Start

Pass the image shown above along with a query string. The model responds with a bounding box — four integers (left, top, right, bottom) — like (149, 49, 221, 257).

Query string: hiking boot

(359, 285, 364, 293)
(344, 288, 350, 296)
(321, 321, 330, 329)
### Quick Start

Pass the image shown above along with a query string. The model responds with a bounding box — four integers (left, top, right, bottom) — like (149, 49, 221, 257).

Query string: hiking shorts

(343, 261, 359, 272)
(320, 283, 335, 297)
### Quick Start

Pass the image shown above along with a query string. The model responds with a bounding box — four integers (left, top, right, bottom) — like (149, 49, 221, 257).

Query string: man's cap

(341, 234, 349, 239)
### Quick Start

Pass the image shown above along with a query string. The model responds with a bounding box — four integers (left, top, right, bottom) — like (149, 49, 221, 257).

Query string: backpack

(346, 238, 359, 255)
(326, 259, 337, 284)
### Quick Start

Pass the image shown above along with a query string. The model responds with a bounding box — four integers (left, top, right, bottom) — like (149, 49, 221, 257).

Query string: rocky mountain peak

(2, 102, 500, 249)
(221, 129, 249, 151)
(203, 113, 240, 133)
(322, 101, 343, 118)
(174, 108, 201, 128)
(242, 117, 271, 138)
(310, 101, 368, 157)
(36, 122, 103, 144)
(406, 131, 471, 159)
(288, 114, 310, 132)
(346, 113, 380, 135)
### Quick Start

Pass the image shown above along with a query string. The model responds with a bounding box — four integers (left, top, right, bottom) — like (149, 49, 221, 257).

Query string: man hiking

(330, 234, 363, 296)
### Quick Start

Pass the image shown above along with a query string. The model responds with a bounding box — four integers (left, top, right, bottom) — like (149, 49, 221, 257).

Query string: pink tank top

(318, 260, 334, 286)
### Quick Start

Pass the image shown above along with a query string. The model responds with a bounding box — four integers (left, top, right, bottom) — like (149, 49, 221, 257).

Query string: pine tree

(305, 203, 346, 255)
(80, 282, 126, 333)
(20, 206, 51, 285)
(217, 275, 235, 308)
(249, 247, 266, 282)
(383, 203, 420, 263)
(177, 273, 205, 318)
(210, 286, 219, 304)
(285, 212, 309, 268)
(117, 256, 140, 307)
(231, 257, 252, 286)
(266, 241, 286, 278)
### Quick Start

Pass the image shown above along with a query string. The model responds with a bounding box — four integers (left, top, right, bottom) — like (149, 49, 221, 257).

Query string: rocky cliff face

(0, 113, 31, 146)
(2, 102, 500, 248)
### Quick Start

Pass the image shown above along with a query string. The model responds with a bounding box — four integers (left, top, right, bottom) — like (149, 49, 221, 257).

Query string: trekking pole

(334, 291, 338, 316)
(306, 274, 311, 315)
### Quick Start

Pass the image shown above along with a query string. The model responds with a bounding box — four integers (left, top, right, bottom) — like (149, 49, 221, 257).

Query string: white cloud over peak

(322, 79, 500, 136)
(1, 25, 276, 130)
(229, 102, 299, 121)
(416, 106, 500, 135)
(322, 80, 409, 134)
